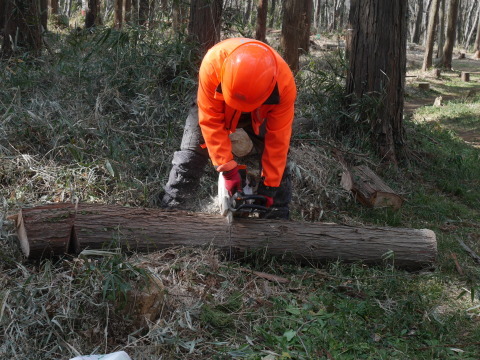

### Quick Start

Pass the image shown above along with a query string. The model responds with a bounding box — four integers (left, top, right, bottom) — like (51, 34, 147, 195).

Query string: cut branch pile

(9, 203, 437, 269)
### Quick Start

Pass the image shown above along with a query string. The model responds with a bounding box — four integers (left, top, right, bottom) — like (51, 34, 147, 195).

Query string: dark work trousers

(162, 106, 292, 212)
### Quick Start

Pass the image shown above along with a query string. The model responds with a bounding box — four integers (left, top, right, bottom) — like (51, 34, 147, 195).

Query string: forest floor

(1, 29, 480, 359)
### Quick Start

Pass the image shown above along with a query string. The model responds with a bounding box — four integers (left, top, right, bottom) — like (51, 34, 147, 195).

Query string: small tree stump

(457, 52, 466, 59)
(341, 165, 404, 209)
(418, 82, 430, 90)
(461, 72, 470, 82)
(431, 69, 441, 78)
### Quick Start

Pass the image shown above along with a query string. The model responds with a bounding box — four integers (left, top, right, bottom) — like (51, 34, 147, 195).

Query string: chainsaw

(218, 166, 269, 223)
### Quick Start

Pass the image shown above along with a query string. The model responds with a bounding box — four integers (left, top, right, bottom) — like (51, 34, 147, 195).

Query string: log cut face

(13, 204, 437, 269)
(15, 204, 75, 258)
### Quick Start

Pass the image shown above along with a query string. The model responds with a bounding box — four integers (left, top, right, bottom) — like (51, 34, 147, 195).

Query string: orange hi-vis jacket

(197, 38, 297, 188)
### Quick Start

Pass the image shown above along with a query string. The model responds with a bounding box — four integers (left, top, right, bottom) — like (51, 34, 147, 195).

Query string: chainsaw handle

(232, 193, 267, 206)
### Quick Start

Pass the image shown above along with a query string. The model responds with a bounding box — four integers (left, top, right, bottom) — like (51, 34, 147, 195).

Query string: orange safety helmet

(220, 42, 278, 112)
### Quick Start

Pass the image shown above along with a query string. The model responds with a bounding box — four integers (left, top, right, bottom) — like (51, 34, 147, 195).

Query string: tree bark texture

(2, 0, 43, 58)
(49, 0, 58, 14)
(346, 0, 407, 165)
(440, 0, 459, 69)
(422, 0, 440, 71)
(412, 0, 424, 44)
(188, 0, 223, 55)
(85, 0, 100, 28)
(115, 0, 123, 28)
(299, 0, 313, 53)
(437, 0, 445, 58)
(255, 0, 268, 43)
(11, 204, 437, 269)
(0, 0, 6, 35)
(281, 0, 303, 73)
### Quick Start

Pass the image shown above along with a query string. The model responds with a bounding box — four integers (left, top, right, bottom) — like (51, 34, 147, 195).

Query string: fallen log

(10, 204, 437, 269)
(341, 165, 404, 209)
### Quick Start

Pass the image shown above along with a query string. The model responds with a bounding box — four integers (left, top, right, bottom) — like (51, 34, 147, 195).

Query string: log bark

(11, 204, 437, 269)
(341, 165, 404, 210)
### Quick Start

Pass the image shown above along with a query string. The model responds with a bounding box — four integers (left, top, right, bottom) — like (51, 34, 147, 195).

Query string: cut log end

(16, 210, 31, 258)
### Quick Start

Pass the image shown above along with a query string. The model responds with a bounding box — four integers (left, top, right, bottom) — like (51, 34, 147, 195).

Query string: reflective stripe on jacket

(197, 38, 297, 188)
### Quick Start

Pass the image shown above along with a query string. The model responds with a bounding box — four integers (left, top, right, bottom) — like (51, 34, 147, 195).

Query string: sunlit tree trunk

(439, 0, 459, 69)
(421, 0, 439, 71)
(2, 0, 43, 58)
(188, 0, 223, 55)
(474, 13, 480, 59)
(346, 0, 407, 165)
(255, 0, 268, 43)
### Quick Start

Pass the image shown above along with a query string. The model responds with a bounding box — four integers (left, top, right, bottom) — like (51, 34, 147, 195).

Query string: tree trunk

(11, 204, 437, 269)
(313, 0, 321, 33)
(268, 0, 276, 28)
(138, 0, 148, 25)
(188, 0, 223, 55)
(2, 0, 43, 58)
(422, 0, 440, 71)
(0, 0, 6, 34)
(437, 0, 445, 58)
(124, 0, 132, 24)
(50, 0, 59, 14)
(440, 0, 459, 69)
(255, 0, 268, 43)
(147, 0, 155, 28)
(346, 0, 407, 165)
(40, 0, 48, 31)
(115, 0, 123, 28)
(85, 0, 100, 28)
(299, 0, 312, 53)
(412, 0, 424, 44)
(475, 12, 480, 59)
(465, 3, 480, 50)
(281, 0, 303, 73)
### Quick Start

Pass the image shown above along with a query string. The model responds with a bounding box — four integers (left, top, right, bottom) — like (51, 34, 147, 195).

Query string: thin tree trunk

(437, 0, 445, 58)
(115, 0, 123, 28)
(422, 0, 440, 71)
(147, 0, 155, 28)
(346, 0, 407, 165)
(50, 0, 59, 14)
(2, 0, 43, 58)
(412, 0, 424, 44)
(255, 0, 268, 43)
(188, 0, 223, 55)
(313, 0, 321, 33)
(440, 0, 459, 69)
(138, 0, 148, 25)
(0, 0, 6, 34)
(281, 0, 303, 73)
(465, 3, 480, 50)
(474, 11, 480, 59)
(85, 0, 99, 27)
(40, 0, 48, 31)
(124, 0, 131, 24)
(299, 0, 312, 53)
(12, 204, 437, 269)
(268, 0, 276, 28)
